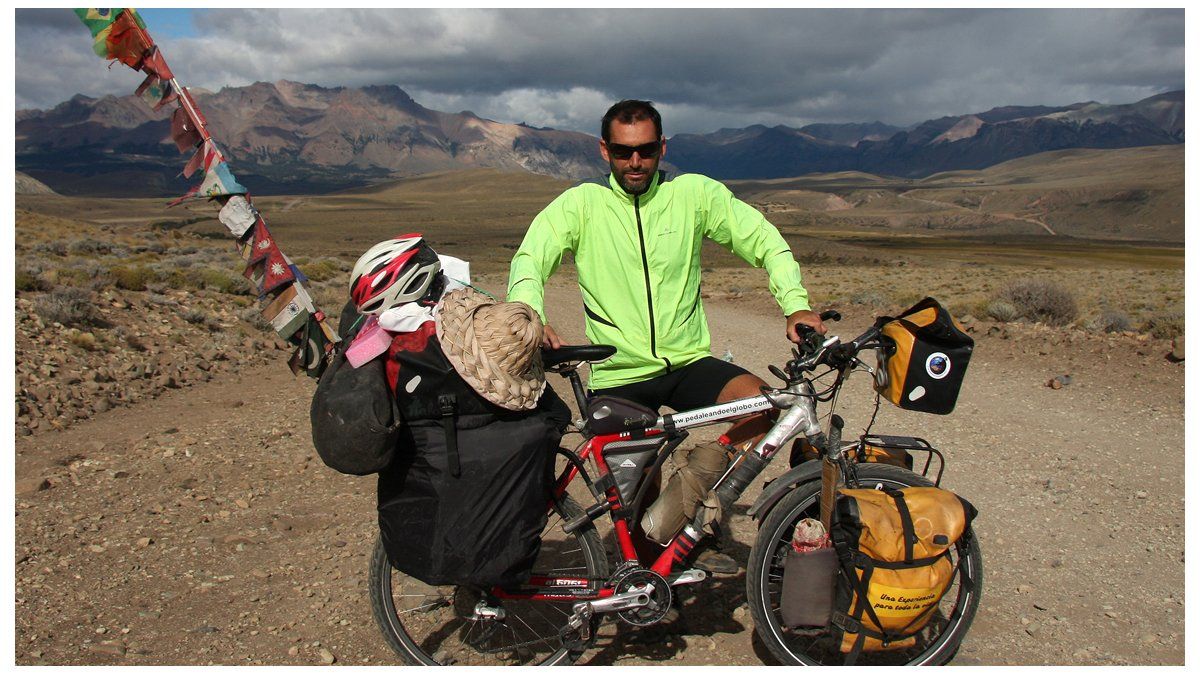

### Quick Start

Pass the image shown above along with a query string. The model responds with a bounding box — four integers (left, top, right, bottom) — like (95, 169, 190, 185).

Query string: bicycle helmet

(349, 234, 442, 315)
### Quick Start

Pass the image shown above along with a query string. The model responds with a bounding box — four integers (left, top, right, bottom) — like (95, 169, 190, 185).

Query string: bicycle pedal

(668, 569, 707, 586)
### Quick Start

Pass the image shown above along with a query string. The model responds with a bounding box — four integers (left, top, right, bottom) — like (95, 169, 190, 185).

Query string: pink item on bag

(345, 315, 393, 368)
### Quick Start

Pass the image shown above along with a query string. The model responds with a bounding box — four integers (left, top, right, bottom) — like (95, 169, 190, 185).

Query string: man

(508, 100, 825, 572)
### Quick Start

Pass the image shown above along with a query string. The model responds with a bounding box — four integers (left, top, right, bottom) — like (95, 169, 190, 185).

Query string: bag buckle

(831, 612, 861, 633)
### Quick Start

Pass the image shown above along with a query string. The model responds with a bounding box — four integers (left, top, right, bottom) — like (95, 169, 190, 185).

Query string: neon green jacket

(507, 170, 811, 390)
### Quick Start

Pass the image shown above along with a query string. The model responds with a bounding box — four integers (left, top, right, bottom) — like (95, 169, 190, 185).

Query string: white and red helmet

(349, 234, 441, 315)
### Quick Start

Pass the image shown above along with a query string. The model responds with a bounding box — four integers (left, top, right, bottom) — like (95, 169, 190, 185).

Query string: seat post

(566, 369, 590, 414)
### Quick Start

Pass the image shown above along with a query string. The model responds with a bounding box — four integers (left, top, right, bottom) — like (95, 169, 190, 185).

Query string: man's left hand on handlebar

(786, 309, 828, 344)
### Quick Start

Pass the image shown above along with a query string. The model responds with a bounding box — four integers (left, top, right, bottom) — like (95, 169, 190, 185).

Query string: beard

(610, 158, 659, 195)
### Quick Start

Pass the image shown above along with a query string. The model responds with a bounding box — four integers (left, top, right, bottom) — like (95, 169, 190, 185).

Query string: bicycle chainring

(611, 568, 672, 627)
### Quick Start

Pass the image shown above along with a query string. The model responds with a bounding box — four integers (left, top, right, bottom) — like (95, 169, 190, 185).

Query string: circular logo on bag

(925, 352, 951, 379)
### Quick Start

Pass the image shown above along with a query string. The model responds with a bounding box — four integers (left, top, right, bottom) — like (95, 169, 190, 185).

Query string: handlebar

(784, 308, 890, 380)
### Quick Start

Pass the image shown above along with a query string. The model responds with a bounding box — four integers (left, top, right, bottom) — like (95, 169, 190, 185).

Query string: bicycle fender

(747, 460, 823, 520)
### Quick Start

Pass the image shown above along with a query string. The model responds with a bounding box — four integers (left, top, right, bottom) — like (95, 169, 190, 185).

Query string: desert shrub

(33, 241, 68, 257)
(1089, 310, 1133, 334)
(849, 289, 890, 307)
(16, 264, 49, 292)
(239, 306, 271, 331)
(146, 293, 178, 307)
(1141, 312, 1184, 339)
(67, 329, 100, 351)
(993, 279, 1078, 326)
(109, 265, 154, 291)
(68, 238, 112, 256)
(183, 309, 221, 331)
(302, 259, 343, 283)
(196, 268, 248, 295)
(47, 266, 94, 288)
(34, 288, 100, 327)
(985, 300, 1019, 322)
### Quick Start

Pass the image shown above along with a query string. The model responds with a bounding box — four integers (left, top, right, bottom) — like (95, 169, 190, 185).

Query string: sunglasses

(606, 140, 662, 160)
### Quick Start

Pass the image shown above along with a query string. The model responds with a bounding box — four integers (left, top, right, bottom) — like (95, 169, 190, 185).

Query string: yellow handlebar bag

(873, 297, 973, 415)
(831, 486, 977, 658)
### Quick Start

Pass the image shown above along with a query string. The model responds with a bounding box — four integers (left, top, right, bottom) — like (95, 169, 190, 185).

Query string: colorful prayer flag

(260, 247, 297, 296)
(246, 220, 275, 264)
(181, 139, 212, 178)
(104, 9, 153, 68)
(171, 106, 203, 153)
(266, 286, 311, 340)
(135, 73, 168, 108)
(289, 316, 333, 377)
(75, 8, 119, 56)
(75, 8, 118, 39)
(197, 160, 247, 199)
(217, 194, 257, 237)
(140, 46, 174, 80)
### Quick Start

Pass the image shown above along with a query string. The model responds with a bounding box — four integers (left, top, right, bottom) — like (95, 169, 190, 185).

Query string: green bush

(16, 265, 48, 292)
(993, 279, 1078, 326)
(196, 267, 247, 295)
(302, 259, 343, 283)
(110, 265, 154, 291)
(1142, 312, 1184, 339)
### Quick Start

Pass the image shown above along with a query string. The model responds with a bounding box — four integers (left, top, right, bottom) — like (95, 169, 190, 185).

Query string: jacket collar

(608, 170, 666, 203)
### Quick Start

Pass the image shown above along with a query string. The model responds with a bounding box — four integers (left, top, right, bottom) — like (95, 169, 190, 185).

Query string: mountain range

(15, 81, 1183, 196)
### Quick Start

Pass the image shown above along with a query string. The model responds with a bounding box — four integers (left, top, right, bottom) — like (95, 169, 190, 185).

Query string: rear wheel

(369, 495, 609, 665)
(747, 464, 983, 665)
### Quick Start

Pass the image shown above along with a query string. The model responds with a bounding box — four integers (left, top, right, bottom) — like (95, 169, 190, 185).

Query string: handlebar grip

(820, 310, 841, 323)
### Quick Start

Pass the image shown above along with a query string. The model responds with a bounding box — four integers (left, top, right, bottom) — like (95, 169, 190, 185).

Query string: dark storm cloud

(15, 8, 1184, 134)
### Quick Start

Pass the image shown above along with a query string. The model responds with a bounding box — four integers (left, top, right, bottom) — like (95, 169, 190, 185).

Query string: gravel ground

(14, 274, 1185, 665)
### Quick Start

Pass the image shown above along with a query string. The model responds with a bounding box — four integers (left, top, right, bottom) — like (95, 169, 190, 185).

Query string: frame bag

(830, 486, 977, 660)
(873, 297, 973, 415)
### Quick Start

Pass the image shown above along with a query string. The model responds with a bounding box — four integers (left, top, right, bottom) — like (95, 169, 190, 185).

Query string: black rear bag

(377, 325, 571, 587)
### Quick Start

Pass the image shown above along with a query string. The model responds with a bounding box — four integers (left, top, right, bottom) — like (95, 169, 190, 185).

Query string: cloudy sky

(15, 8, 1184, 136)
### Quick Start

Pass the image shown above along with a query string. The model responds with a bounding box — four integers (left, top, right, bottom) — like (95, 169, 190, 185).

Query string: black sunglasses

(606, 140, 662, 160)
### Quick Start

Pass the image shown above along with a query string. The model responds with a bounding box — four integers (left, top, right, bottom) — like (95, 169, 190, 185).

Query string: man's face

(600, 119, 664, 195)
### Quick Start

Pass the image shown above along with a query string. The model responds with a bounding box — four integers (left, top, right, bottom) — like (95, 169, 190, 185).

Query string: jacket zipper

(633, 196, 670, 372)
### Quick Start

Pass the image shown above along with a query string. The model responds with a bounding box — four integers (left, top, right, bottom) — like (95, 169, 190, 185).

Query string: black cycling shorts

(590, 357, 753, 413)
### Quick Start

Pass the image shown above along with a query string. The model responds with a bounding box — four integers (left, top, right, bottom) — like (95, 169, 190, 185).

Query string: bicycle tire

(747, 464, 983, 666)
(369, 494, 609, 666)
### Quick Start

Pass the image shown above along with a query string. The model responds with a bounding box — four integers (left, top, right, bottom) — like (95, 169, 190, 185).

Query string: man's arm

(700, 177, 819, 328)
(506, 190, 582, 333)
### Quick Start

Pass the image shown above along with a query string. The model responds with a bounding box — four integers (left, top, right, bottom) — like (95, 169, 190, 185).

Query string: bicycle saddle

(542, 344, 616, 369)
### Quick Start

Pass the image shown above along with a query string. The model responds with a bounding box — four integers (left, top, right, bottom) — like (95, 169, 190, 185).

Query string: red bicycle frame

(491, 429, 707, 602)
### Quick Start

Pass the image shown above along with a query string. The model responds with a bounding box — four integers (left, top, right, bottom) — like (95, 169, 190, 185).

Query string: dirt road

(14, 274, 1184, 665)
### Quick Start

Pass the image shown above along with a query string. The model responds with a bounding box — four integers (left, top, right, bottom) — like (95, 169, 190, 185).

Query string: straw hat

(436, 287, 546, 411)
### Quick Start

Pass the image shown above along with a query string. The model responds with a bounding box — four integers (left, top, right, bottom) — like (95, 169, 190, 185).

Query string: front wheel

(369, 494, 609, 666)
(746, 464, 983, 666)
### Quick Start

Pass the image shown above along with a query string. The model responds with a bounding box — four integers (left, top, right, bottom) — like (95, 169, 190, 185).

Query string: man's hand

(542, 323, 564, 349)
(786, 310, 827, 344)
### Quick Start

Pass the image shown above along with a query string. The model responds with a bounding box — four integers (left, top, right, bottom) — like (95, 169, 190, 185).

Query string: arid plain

(14, 144, 1184, 664)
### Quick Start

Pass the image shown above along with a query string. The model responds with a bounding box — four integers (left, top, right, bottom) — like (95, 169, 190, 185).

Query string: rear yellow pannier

(831, 486, 977, 657)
